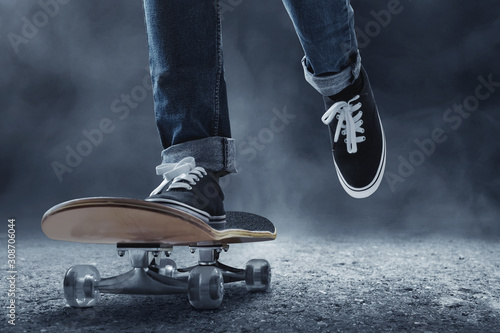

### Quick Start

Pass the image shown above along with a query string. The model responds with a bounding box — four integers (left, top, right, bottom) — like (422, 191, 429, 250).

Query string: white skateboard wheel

(187, 266, 224, 309)
(63, 265, 101, 308)
(245, 259, 271, 292)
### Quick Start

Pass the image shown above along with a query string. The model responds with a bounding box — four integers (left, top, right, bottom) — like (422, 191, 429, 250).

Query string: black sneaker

(322, 66, 386, 198)
(145, 157, 226, 230)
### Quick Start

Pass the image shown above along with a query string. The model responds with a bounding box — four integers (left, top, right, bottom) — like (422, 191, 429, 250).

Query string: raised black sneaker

(321, 66, 386, 198)
(145, 157, 226, 230)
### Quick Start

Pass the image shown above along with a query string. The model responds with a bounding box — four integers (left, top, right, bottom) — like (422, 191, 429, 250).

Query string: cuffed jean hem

(302, 52, 361, 97)
(160, 137, 237, 176)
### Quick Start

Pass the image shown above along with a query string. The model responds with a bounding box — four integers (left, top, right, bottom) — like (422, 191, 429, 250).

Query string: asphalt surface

(1, 230, 499, 332)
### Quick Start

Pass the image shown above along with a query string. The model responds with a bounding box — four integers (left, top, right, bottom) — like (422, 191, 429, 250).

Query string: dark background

(1, 0, 499, 237)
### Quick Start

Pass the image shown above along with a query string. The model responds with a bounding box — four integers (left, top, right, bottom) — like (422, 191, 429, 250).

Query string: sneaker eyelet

(336, 115, 340, 120)
(342, 130, 346, 135)
(187, 186, 192, 190)
(344, 139, 347, 143)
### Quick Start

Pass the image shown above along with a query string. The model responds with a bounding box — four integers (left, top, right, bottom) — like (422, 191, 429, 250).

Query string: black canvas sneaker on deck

(145, 157, 226, 230)
(322, 66, 386, 198)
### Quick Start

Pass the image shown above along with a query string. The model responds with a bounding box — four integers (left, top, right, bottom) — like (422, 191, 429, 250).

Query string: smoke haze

(1, 0, 499, 237)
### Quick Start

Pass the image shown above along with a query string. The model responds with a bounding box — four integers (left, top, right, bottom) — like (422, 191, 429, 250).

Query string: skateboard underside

(63, 244, 271, 310)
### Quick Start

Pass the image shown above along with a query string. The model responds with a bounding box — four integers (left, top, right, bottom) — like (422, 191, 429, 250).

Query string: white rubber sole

(144, 198, 226, 229)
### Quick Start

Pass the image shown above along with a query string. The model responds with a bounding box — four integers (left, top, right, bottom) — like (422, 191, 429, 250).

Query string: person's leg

(282, 0, 360, 95)
(282, 0, 386, 198)
(142, 0, 235, 227)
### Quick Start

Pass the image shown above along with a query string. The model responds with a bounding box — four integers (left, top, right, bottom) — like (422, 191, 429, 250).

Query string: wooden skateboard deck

(41, 197, 276, 246)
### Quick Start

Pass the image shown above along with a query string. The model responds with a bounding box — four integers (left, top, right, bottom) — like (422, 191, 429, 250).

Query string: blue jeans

(143, 0, 360, 175)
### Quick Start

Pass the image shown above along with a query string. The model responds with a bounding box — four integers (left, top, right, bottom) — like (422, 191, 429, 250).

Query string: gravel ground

(1, 230, 499, 332)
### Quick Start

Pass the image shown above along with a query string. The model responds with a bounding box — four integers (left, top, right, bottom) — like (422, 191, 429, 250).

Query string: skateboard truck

(191, 245, 229, 265)
(63, 243, 271, 310)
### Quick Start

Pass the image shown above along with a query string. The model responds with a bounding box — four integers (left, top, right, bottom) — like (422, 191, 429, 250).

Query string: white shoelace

(321, 95, 366, 154)
(150, 157, 207, 195)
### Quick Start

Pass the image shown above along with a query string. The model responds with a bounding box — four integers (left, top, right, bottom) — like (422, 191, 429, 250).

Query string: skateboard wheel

(245, 259, 271, 292)
(187, 266, 224, 309)
(63, 265, 101, 308)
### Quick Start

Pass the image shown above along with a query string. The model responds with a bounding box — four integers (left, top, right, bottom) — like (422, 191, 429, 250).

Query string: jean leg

(282, 0, 361, 96)
(142, 0, 235, 174)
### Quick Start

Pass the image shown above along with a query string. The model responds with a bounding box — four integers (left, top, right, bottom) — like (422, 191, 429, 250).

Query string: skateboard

(41, 197, 276, 310)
